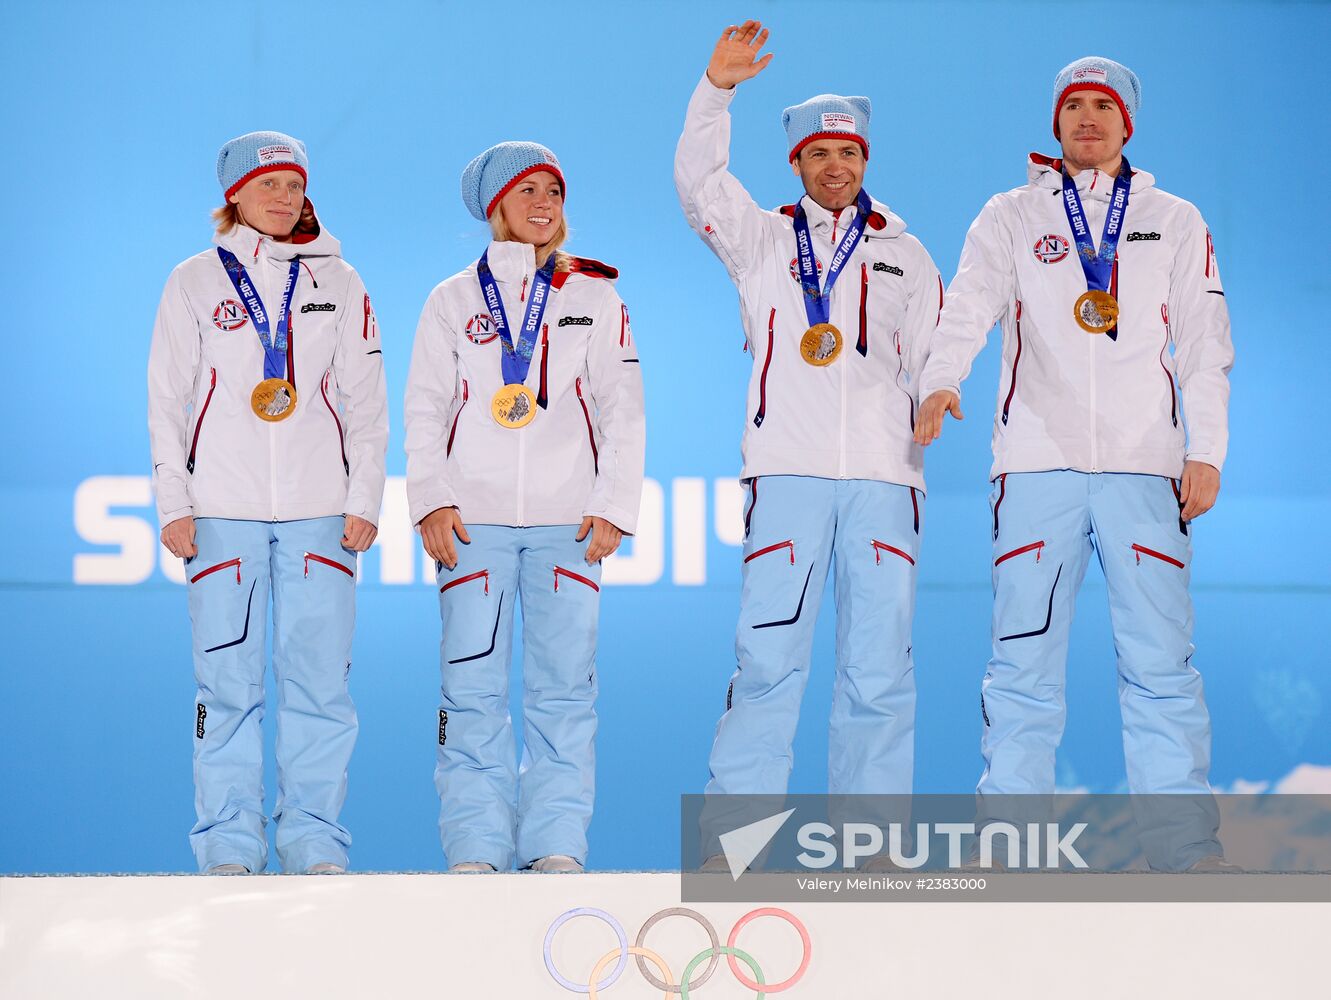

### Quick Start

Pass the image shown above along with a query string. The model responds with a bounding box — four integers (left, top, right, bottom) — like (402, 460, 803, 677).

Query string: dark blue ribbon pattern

(792, 188, 873, 329)
(1061, 156, 1132, 297)
(217, 248, 300, 381)
(476, 250, 557, 387)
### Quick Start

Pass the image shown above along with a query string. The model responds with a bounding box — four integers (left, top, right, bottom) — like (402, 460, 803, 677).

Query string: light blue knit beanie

(782, 94, 871, 162)
(1052, 57, 1141, 140)
(460, 141, 566, 221)
(217, 131, 308, 198)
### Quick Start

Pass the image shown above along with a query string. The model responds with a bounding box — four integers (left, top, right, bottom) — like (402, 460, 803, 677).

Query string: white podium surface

(0, 872, 1324, 998)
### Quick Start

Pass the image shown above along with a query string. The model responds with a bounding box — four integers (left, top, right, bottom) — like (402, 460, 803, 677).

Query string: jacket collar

(479, 238, 539, 286)
(213, 201, 342, 263)
(1027, 152, 1156, 202)
(793, 193, 907, 239)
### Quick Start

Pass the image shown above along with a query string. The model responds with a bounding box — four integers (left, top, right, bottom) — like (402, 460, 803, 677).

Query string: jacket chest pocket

(857, 261, 911, 358)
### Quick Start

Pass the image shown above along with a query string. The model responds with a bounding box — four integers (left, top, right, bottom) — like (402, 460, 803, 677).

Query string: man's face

(1058, 89, 1127, 171)
(791, 139, 865, 213)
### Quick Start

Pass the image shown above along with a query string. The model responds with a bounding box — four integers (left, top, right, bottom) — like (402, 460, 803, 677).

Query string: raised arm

(674, 21, 775, 283)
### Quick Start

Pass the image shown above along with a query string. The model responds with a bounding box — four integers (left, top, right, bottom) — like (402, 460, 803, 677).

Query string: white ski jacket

(148, 214, 389, 528)
(676, 75, 942, 491)
(919, 153, 1234, 480)
(404, 240, 645, 534)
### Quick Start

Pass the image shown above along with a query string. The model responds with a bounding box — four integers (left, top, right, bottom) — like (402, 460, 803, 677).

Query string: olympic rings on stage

(544, 906, 811, 995)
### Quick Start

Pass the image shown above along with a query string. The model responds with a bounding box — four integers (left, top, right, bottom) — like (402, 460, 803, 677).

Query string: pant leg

(828, 480, 919, 795)
(1090, 473, 1220, 868)
(705, 476, 837, 796)
(435, 525, 521, 870)
(514, 525, 601, 867)
(268, 517, 358, 873)
(187, 518, 271, 873)
(979, 472, 1095, 797)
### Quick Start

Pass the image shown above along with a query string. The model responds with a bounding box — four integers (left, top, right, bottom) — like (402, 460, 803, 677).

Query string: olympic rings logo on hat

(544, 906, 812, 997)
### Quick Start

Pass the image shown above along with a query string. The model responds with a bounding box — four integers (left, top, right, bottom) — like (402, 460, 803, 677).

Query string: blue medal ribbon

(476, 249, 557, 387)
(792, 188, 873, 328)
(216, 247, 300, 380)
(1060, 156, 1132, 295)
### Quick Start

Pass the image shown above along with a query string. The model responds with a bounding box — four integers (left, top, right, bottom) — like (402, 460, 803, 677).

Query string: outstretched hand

(706, 20, 773, 90)
(914, 390, 964, 446)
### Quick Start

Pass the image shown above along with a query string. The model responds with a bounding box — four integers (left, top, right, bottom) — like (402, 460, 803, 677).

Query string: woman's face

(230, 169, 306, 238)
(497, 170, 564, 247)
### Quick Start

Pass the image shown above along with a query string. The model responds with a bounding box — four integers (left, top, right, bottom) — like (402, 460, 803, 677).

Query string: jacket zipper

(995, 540, 1044, 566)
(576, 376, 598, 473)
(744, 539, 794, 565)
(447, 378, 470, 457)
(186, 366, 217, 474)
(1001, 301, 1022, 426)
(871, 540, 915, 565)
(304, 552, 354, 578)
(440, 568, 489, 595)
(554, 565, 600, 592)
(856, 262, 869, 356)
(190, 557, 241, 584)
(1132, 543, 1184, 568)
(838, 299, 848, 478)
(321, 371, 349, 475)
(894, 328, 915, 432)
(1159, 304, 1178, 427)
(753, 307, 776, 428)
(536, 324, 550, 408)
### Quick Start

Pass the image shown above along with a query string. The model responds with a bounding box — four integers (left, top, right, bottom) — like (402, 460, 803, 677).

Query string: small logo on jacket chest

(212, 299, 248, 331)
(1126, 231, 1161, 242)
(873, 262, 904, 276)
(559, 315, 593, 327)
(1033, 234, 1071, 264)
(301, 302, 336, 313)
(465, 313, 498, 345)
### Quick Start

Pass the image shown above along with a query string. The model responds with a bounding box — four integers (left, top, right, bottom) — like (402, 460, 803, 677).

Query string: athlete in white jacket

(916, 58, 1235, 870)
(405, 141, 645, 874)
(148, 132, 388, 875)
(677, 23, 941, 843)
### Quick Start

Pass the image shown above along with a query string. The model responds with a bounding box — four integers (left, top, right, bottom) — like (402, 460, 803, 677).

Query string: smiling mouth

(822, 180, 849, 189)
(527, 216, 552, 226)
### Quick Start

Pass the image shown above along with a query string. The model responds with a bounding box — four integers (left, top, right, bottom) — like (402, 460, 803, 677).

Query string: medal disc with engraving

(1074, 290, 1119, 334)
(251, 378, 297, 422)
(491, 384, 537, 429)
(800, 323, 843, 366)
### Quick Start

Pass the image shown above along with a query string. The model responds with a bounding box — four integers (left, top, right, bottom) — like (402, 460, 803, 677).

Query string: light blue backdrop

(1, 0, 1326, 872)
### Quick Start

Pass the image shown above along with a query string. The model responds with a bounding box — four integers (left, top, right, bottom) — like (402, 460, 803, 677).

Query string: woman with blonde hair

(405, 142, 645, 872)
(148, 131, 388, 874)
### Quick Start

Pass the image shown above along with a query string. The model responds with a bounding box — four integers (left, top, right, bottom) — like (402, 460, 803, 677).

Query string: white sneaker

(449, 861, 498, 873)
(1189, 855, 1243, 873)
(527, 855, 584, 873)
(207, 864, 250, 875)
(305, 863, 345, 875)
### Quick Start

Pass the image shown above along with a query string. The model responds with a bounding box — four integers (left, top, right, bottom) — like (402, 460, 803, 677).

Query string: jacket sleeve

(147, 266, 200, 529)
(582, 282, 646, 535)
(901, 244, 945, 402)
(674, 73, 770, 283)
(404, 287, 461, 527)
(332, 270, 390, 526)
(917, 195, 1017, 401)
(1169, 208, 1233, 471)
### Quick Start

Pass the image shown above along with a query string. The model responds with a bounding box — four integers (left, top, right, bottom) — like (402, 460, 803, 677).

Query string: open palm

(706, 20, 773, 89)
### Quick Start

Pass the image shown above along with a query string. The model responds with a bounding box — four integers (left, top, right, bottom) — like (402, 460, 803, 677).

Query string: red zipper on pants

(554, 566, 600, 592)
(871, 540, 915, 565)
(304, 552, 354, 578)
(744, 539, 794, 564)
(995, 540, 1044, 566)
(1132, 544, 1184, 568)
(190, 557, 240, 584)
(440, 569, 489, 595)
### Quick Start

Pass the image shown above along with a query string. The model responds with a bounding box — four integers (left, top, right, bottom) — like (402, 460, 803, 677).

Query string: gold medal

(251, 378, 297, 422)
(491, 384, 537, 429)
(1074, 290, 1119, 335)
(800, 323, 843, 366)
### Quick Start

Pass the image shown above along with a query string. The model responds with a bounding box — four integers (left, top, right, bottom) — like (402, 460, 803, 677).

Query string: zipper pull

(521, 275, 528, 303)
